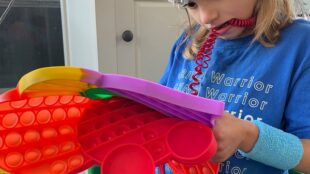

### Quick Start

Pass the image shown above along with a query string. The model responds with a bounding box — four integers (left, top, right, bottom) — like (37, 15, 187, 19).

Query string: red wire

(189, 17, 256, 95)
(228, 17, 257, 27)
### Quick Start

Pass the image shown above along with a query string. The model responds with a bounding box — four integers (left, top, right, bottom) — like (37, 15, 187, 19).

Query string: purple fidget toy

(81, 68, 225, 127)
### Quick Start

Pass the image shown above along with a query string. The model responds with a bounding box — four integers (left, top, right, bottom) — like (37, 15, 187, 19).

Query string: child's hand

(210, 112, 259, 162)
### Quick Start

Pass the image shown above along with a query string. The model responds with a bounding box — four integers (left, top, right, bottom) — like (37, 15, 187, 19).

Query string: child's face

(185, 0, 257, 39)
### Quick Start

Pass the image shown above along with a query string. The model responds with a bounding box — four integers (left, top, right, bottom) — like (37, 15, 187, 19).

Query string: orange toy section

(0, 90, 92, 174)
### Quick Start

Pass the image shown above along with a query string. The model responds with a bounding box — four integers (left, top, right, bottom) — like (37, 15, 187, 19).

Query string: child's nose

(198, 8, 218, 25)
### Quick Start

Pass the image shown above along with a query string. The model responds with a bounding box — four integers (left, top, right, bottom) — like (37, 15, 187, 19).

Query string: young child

(160, 0, 310, 173)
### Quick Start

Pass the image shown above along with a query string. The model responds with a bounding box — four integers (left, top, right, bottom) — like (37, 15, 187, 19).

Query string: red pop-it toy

(0, 88, 219, 174)
(74, 97, 219, 174)
(0, 89, 92, 174)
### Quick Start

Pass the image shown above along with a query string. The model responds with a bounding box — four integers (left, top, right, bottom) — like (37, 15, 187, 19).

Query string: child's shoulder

(279, 19, 310, 51)
(284, 19, 310, 63)
(283, 19, 310, 36)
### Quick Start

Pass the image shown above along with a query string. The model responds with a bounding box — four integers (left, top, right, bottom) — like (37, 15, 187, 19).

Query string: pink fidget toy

(0, 66, 224, 174)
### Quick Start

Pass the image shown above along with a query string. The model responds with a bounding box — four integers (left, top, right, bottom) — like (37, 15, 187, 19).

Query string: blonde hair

(183, 0, 295, 59)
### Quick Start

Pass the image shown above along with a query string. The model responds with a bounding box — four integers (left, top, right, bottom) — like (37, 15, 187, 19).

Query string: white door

(97, 0, 186, 82)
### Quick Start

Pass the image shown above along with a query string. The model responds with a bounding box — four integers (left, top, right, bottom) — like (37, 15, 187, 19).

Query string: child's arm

(211, 112, 310, 172)
(294, 139, 310, 173)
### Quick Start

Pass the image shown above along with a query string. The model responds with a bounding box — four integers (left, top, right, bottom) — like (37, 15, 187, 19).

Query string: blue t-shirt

(159, 19, 310, 174)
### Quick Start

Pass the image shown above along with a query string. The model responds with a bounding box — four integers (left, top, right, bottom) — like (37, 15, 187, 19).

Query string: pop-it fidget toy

(0, 66, 225, 174)
(0, 88, 94, 174)
(0, 90, 219, 174)
(18, 66, 224, 127)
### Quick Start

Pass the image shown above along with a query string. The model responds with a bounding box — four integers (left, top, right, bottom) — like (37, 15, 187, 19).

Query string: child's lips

(210, 20, 232, 35)
(214, 25, 232, 35)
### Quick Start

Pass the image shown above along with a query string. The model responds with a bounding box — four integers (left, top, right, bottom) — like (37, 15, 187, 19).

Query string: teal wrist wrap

(238, 120, 304, 170)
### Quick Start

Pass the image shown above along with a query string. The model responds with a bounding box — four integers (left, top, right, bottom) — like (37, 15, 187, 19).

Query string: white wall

(60, 0, 99, 71)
